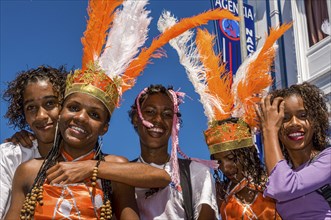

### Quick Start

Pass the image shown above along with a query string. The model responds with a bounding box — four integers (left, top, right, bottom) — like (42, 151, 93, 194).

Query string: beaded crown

(65, 66, 121, 115)
(204, 118, 253, 154)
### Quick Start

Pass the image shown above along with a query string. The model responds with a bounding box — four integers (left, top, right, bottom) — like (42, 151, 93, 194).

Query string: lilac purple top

(264, 147, 331, 219)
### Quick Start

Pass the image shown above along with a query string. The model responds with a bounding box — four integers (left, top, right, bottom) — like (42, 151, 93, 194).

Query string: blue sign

(212, 0, 256, 74)
(211, 0, 263, 161)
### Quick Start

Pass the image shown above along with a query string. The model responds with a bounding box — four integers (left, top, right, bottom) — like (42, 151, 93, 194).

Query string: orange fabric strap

(34, 148, 103, 219)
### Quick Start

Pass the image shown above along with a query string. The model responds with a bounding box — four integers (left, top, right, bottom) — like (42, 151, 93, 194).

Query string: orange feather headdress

(160, 12, 292, 154)
(65, 0, 151, 115)
(65, 0, 243, 117)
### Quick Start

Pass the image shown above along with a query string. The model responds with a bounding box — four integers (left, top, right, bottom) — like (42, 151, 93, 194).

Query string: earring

(95, 136, 103, 158)
(52, 121, 60, 149)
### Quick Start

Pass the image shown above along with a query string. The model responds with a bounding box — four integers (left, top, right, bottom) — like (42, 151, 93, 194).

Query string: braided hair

(211, 118, 267, 200)
(129, 84, 193, 189)
(3, 65, 67, 130)
(20, 130, 113, 219)
(270, 82, 329, 161)
(212, 146, 267, 199)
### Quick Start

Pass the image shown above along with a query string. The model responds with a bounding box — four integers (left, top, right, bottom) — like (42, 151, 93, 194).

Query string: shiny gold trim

(65, 83, 116, 114)
(208, 137, 253, 154)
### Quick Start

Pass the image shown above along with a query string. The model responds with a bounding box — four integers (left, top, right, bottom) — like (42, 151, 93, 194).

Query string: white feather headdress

(66, 0, 152, 114)
(160, 11, 292, 128)
(160, 12, 292, 155)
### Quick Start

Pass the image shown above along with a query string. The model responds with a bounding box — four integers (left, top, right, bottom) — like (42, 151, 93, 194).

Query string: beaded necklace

(139, 155, 170, 199)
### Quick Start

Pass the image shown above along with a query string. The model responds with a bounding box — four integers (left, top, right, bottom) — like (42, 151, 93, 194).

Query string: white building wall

(247, 0, 330, 97)
(248, 0, 297, 88)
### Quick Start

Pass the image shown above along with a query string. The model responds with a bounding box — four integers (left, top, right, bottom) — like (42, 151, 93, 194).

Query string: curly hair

(270, 82, 329, 159)
(3, 65, 68, 130)
(128, 84, 183, 130)
(233, 147, 267, 187)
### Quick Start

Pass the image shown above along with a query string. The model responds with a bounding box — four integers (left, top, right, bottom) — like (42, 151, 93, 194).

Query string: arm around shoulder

(97, 155, 171, 188)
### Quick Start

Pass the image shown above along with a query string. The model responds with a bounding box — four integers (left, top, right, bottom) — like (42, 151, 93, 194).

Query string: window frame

(291, 0, 331, 88)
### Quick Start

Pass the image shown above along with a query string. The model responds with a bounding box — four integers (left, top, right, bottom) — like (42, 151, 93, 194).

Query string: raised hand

(256, 95, 285, 133)
(255, 95, 285, 173)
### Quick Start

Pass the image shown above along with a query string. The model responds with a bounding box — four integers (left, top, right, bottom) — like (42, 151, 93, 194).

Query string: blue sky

(1, 0, 218, 161)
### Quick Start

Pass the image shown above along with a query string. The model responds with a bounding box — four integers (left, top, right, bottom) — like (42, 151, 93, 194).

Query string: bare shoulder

(104, 154, 129, 163)
(14, 158, 43, 194)
(16, 158, 43, 180)
(19, 158, 43, 171)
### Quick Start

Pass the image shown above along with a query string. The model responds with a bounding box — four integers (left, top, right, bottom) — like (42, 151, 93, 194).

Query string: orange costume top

(34, 150, 105, 220)
(220, 179, 281, 220)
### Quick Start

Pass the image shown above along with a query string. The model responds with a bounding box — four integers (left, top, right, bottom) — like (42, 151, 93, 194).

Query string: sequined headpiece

(65, 67, 120, 115)
(204, 118, 253, 154)
(162, 13, 292, 155)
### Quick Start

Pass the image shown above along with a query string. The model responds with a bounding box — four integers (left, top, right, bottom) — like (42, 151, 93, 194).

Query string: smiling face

(213, 150, 244, 183)
(279, 95, 314, 154)
(59, 93, 109, 153)
(23, 80, 60, 148)
(133, 93, 174, 151)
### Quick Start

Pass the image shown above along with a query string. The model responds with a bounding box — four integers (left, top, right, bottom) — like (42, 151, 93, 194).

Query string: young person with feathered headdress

(160, 10, 292, 219)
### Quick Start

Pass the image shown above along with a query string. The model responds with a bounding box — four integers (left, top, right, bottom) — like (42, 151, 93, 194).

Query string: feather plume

(121, 8, 239, 93)
(196, 29, 233, 121)
(232, 22, 293, 127)
(98, 0, 151, 87)
(81, 0, 123, 71)
(157, 11, 215, 122)
(158, 12, 228, 171)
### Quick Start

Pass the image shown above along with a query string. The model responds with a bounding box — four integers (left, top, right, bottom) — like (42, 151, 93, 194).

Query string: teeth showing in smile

(71, 126, 87, 134)
(148, 127, 164, 133)
(288, 132, 304, 137)
(287, 131, 304, 141)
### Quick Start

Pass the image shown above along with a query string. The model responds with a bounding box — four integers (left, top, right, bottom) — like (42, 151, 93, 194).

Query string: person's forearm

(262, 128, 284, 174)
(97, 162, 171, 188)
